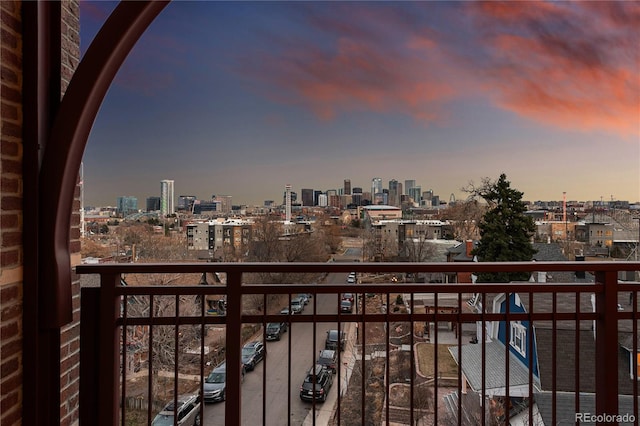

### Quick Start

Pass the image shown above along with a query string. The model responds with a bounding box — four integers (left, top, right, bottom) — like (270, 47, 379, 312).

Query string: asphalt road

(202, 273, 351, 425)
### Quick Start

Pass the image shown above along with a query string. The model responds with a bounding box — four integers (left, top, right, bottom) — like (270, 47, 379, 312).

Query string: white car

(152, 394, 201, 426)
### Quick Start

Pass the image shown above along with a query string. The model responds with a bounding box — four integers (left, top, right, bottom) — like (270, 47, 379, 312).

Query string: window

(510, 321, 526, 356)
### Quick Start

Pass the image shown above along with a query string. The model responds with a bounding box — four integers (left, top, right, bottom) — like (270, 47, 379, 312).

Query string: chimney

(466, 240, 474, 258)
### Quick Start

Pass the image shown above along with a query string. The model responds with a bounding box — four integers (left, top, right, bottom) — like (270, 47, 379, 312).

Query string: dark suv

(325, 329, 346, 352)
(241, 341, 265, 371)
(265, 322, 287, 341)
(316, 349, 337, 373)
(299, 364, 333, 402)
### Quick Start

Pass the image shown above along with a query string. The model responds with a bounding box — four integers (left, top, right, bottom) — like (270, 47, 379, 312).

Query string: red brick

(1, 321, 19, 340)
(1, 249, 19, 267)
(1, 65, 18, 85)
(1, 392, 19, 415)
(2, 231, 21, 247)
(0, 47, 20, 68)
(0, 357, 19, 379)
(0, 83, 19, 103)
(0, 365, 21, 392)
(1, 120, 20, 138)
(2, 408, 22, 426)
(0, 283, 18, 303)
(0, 28, 16, 48)
(1, 195, 21, 210)
(0, 10, 21, 33)
(1, 139, 20, 156)
(1, 0, 20, 15)
(0, 213, 19, 228)
(0, 159, 20, 174)
(60, 381, 79, 406)
(60, 352, 79, 374)
(1, 303, 21, 322)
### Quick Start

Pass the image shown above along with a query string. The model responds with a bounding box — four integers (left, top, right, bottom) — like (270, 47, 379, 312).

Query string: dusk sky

(80, 1, 640, 208)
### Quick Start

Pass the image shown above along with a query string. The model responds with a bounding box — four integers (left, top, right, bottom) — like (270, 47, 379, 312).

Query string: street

(202, 273, 352, 425)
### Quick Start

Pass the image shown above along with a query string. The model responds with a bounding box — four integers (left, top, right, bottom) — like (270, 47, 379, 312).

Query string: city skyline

(80, 2, 639, 207)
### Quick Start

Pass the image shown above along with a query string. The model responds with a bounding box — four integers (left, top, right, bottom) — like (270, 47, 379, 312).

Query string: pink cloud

(246, 25, 459, 125)
(468, 1, 640, 138)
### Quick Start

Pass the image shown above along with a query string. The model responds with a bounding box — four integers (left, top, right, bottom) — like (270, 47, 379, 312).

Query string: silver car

(151, 394, 201, 426)
(203, 361, 245, 403)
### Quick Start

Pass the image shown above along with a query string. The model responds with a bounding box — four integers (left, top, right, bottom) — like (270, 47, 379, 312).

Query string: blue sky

(80, 1, 639, 207)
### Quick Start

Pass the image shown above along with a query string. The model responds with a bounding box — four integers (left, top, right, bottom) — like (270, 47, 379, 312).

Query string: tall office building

(285, 184, 292, 223)
(343, 179, 351, 195)
(388, 179, 402, 207)
(301, 188, 314, 207)
(408, 186, 422, 205)
(404, 180, 416, 195)
(160, 179, 175, 216)
(371, 178, 382, 198)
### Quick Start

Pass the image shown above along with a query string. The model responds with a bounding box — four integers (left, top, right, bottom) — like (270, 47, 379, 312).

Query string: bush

(395, 294, 403, 305)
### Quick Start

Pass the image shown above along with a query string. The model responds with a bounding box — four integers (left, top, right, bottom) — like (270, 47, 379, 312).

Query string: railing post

(99, 273, 121, 426)
(226, 271, 243, 426)
(595, 270, 618, 419)
(79, 287, 99, 424)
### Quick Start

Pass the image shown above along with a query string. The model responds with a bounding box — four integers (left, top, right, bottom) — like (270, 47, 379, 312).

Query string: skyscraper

(301, 188, 314, 207)
(408, 186, 422, 206)
(160, 179, 175, 216)
(285, 184, 292, 223)
(404, 180, 416, 195)
(389, 179, 402, 207)
(343, 179, 351, 195)
(371, 178, 382, 199)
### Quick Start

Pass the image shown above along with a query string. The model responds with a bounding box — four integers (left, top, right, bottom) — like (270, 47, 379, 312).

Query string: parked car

(325, 329, 346, 352)
(340, 299, 353, 313)
(346, 275, 356, 284)
(290, 297, 304, 314)
(152, 394, 201, 426)
(265, 322, 287, 341)
(316, 349, 337, 373)
(299, 364, 333, 402)
(241, 341, 265, 371)
(297, 294, 309, 305)
(203, 362, 245, 403)
(342, 293, 354, 303)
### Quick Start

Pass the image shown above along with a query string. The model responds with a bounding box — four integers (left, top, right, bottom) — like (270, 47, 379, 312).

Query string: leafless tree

(246, 216, 329, 285)
(442, 200, 486, 242)
(123, 274, 205, 401)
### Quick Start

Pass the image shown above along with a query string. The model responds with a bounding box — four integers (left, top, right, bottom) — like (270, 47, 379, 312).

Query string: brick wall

(60, 2, 81, 425)
(1, 1, 24, 425)
(0, 1, 81, 425)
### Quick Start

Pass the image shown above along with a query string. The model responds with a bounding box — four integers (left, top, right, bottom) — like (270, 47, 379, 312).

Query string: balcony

(77, 261, 640, 425)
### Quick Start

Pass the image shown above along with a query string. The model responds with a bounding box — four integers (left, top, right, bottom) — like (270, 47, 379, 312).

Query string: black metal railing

(77, 261, 640, 426)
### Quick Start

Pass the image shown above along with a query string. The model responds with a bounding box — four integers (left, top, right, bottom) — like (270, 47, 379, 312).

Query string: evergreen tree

(471, 174, 536, 282)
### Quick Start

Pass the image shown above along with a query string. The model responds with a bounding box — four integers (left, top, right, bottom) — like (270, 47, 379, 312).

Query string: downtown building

(116, 196, 138, 217)
(160, 179, 175, 216)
